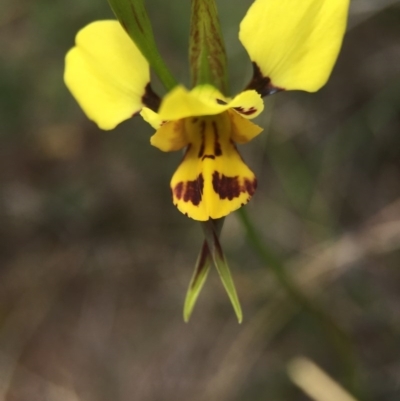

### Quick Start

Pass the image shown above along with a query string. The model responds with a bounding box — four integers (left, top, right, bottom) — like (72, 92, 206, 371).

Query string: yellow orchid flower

(64, 0, 349, 222)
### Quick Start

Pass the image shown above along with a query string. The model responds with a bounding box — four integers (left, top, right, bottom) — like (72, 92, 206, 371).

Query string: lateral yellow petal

(229, 110, 263, 144)
(158, 85, 228, 121)
(64, 20, 150, 130)
(170, 113, 257, 221)
(239, 0, 350, 92)
(228, 90, 264, 119)
(150, 120, 188, 152)
(140, 107, 163, 129)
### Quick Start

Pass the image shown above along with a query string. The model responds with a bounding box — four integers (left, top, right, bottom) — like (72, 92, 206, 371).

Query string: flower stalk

(189, 0, 228, 93)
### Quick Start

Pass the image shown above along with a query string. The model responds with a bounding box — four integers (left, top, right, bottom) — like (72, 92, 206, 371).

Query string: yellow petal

(229, 110, 263, 144)
(158, 85, 228, 121)
(141, 107, 163, 129)
(239, 0, 350, 92)
(150, 120, 188, 152)
(170, 113, 257, 221)
(228, 90, 264, 119)
(64, 20, 150, 130)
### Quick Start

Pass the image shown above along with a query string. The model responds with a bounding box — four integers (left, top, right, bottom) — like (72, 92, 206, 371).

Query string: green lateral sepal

(201, 219, 243, 323)
(183, 241, 212, 322)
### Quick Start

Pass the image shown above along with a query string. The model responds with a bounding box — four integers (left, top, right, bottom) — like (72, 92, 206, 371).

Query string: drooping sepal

(202, 219, 242, 323)
(107, 0, 177, 90)
(239, 0, 350, 93)
(189, 0, 228, 93)
(183, 241, 212, 321)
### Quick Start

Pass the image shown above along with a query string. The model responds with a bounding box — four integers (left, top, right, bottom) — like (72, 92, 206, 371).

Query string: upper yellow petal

(157, 85, 229, 121)
(239, 0, 350, 92)
(64, 20, 150, 130)
(140, 107, 163, 129)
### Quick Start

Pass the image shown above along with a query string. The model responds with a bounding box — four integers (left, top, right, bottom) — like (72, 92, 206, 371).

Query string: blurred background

(1, 0, 400, 400)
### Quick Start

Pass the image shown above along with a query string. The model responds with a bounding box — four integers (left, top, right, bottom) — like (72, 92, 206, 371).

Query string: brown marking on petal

(174, 182, 184, 200)
(234, 106, 257, 116)
(216, 98, 227, 105)
(202, 155, 215, 160)
(141, 83, 161, 112)
(212, 172, 241, 200)
(197, 120, 206, 158)
(212, 121, 222, 156)
(174, 174, 204, 206)
(192, 117, 199, 123)
(212, 172, 257, 200)
(246, 62, 284, 97)
(245, 178, 257, 196)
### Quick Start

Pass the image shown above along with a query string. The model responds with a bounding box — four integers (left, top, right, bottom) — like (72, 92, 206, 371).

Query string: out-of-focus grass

(0, 1, 400, 401)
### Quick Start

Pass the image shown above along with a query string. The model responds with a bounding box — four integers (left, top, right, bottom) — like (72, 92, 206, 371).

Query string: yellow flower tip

(64, 20, 150, 130)
(239, 0, 350, 93)
(169, 113, 258, 221)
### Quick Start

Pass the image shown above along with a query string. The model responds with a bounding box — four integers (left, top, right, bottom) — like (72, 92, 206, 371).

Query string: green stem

(189, 0, 228, 93)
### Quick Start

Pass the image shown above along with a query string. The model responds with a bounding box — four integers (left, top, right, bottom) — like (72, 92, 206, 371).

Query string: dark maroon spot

(234, 106, 257, 116)
(212, 172, 257, 200)
(202, 155, 215, 160)
(245, 62, 284, 97)
(173, 174, 204, 206)
(212, 172, 241, 200)
(192, 117, 199, 123)
(174, 182, 184, 200)
(245, 178, 257, 196)
(141, 83, 161, 112)
(212, 121, 222, 156)
(197, 121, 206, 158)
(216, 98, 227, 105)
